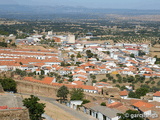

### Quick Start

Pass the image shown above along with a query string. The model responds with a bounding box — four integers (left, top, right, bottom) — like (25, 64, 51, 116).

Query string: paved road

(17, 93, 97, 120)
(38, 96, 97, 120)
(42, 113, 54, 120)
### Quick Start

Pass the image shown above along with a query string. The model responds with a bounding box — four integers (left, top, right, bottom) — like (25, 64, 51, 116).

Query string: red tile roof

(24, 77, 54, 84)
(126, 48, 139, 51)
(120, 90, 128, 96)
(132, 101, 154, 108)
(23, 77, 97, 91)
(153, 91, 160, 97)
(0, 106, 8, 110)
(107, 102, 123, 108)
(72, 81, 84, 85)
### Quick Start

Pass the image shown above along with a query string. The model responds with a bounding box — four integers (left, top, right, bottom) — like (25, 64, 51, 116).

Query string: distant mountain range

(0, 5, 160, 20)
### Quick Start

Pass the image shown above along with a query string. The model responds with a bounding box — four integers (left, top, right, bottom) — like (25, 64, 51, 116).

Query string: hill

(1, 5, 160, 20)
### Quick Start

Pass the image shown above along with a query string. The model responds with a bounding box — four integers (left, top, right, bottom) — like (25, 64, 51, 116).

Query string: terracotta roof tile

(107, 102, 123, 108)
(132, 101, 154, 108)
(153, 91, 160, 97)
(120, 90, 128, 96)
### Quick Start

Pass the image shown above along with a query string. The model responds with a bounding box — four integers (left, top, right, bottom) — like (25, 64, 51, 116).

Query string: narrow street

(38, 96, 97, 120)
(17, 93, 97, 120)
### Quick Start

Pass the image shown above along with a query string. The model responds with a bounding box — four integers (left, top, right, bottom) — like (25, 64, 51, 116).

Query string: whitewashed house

(0, 65, 8, 72)
(119, 90, 128, 99)
(90, 105, 121, 120)
(69, 100, 83, 110)
(153, 91, 160, 102)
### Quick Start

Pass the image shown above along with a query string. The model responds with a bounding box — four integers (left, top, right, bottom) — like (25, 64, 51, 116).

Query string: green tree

(106, 51, 110, 55)
(116, 74, 121, 78)
(108, 76, 114, 80)
(115, 84, 120, 88)
(90, 74, 96, 79)
(100, 79, 107, 82)
(60, 61, 66, 66)
(0, 42, 7, 47)
(129, 87, 149, 99)
(42, 35, 46, 39)
(57, 85, 69, 101)
(40, 70, 45, 75)
(130, 53, 135, 58)
(28, 72, 34, 77)
(92, 79, 97, 83)
(151, 81, 155, 84)
(82, 99, 90, 104)
(100, 102, 106, 106)
(0, 78, 17, 92)
(128, 91, 138, 98)
(77, 52, 82, 58)
(39, 75, 44, 80)
(86, 50, 93, 58)
(120, 85, 127, 91)
(150, 86, 160, 92)
(23, 95, 45, 120)
(135, 87, 149, 98)
(106, 74, 111, 78)
(71, 54, 75, 60)
(138, 50, 146, 56)
(117, 110, 144, 120)
(48, 72, 54, 77)
(15, 69, 27, 77)
(70, 88, 84, 100)
(127, 76, 135, 83)
(157, 81, 160, 86)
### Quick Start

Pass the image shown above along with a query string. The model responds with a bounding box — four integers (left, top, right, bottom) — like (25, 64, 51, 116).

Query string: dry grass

(150, 44, 160, 57)
(17, 45, 57, 51)
(78, 40, 114, 44)
(16, 94, 79, 120)
(40, 100, 80, 120)
(107, 14, 160, 22)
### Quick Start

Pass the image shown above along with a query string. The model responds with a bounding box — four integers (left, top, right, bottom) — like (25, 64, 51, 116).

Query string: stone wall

(15, 79, 120, 101)
(0, 108, 30, 120)
(15, 80, 59, 98)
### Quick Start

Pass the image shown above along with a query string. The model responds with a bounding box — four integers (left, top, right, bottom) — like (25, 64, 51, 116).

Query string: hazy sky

(1, 0, 160, 10)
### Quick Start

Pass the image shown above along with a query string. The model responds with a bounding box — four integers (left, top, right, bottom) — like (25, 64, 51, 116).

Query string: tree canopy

(23, 95, 45, 120)
(86, 50, 93, 58)
(77, 52, 82, 58)
(15, 69, 27, 77)
(70, 88, 84, 100)
(129, 87, 149, 99)
(57, 85, 69, 100)
(0, 78, 17, 92)
(117, 110, 144, 120)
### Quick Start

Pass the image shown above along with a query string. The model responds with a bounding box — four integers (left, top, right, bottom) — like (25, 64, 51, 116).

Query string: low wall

(0, 108, 30, 120)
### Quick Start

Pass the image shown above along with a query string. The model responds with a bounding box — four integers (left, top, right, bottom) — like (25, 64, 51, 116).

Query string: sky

(1, 0, 160, 10)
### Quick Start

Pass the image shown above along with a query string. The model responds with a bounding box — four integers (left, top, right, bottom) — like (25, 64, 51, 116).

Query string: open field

(95, 74, 160, 90)
(150, 44, 160, 57)
(107, 14, 160, 22)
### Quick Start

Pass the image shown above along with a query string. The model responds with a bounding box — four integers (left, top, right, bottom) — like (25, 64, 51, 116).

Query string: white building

(119, 90, 128, 99)
(67, 35, 75, 43)
(69, 100, 83, 110)
(0, 65, 8, 72)
(153, 91, 160, 102)
(89, 106, 121, 120)
(48, 31, 53, 35)
(145, 57, 156, 65)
